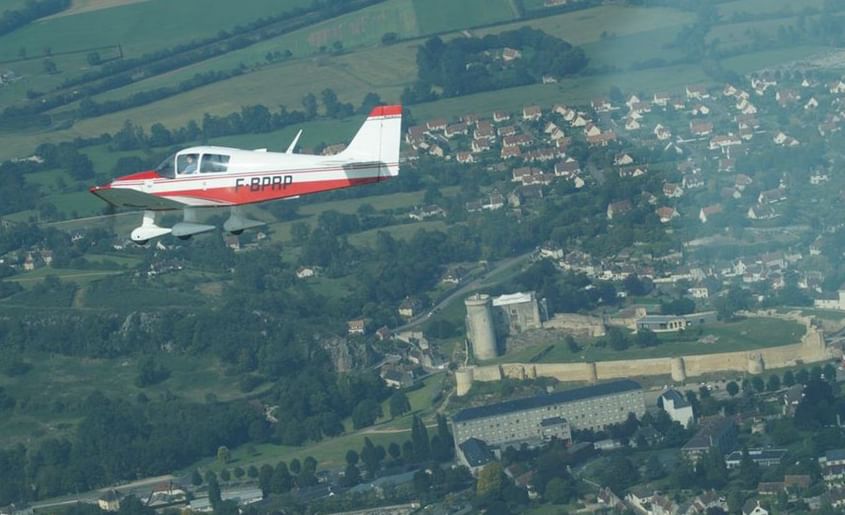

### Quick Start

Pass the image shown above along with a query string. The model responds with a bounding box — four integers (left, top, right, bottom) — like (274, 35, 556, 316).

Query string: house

(570, 113, 589, 127)
(742, 500, 769, 515)
(587, 131, 616, 146)
(699, 204, 722, 223)
(682, 416, 737, 462)
(607, 200, 633, 220)
(719, 158, 736, 172)
(690, 103, 711, 116)
(22, 253, 35, 271)
(709, 134, 742, 150)
(630, 101, 652, 114)
(444, 123, 468, 138)
(472, 138, 491, 153)
(773, 131, 799, 146)
(723, 83, 739, 97)
(456, 152, 474, 164)
(656, 207, 679, 224)
(375, 326, 392, 341)
(690, 121, 714, 136)
(296, 266, 316, 279)
(381, 368, 414, 388)
(502, 47, 522, 62)
(458, 438, 495, 475)
(426, 118, 448, 132)
(347, 319, 367, 336)
(398, 297, 423, 318)
(683, 174, 704, 189)
(653, 92, 671, 106)
(614, 153, 634, 166)
(98, 491, 122, 512)
(810, 172, 830, 185)
(474, 121, 495, 140)
(747, 204, 777, 220)
(525, 147, 556, 162)
(522, 105, 542, 121)
(501, 146, 521, 159)
(619, 164, 647, 177)
(591, 97, 613, 112)
(830, 79, 845, 94)
(512, 167, 543, 183)
(583, 123, 602, 137)
(689, 287, 709, 299)
(725, 448, 787, 469)
(663, 183, 683, 198)
(498, 124, 517, 137)
(735, 174, 753, 190)
(502, 134, 532, 147)
(758, 188, 787, 204)
(482, 190, 506, 210)
(554, 159, 581, 178)
(539, 242, 564, 260)
(805, 96, 819, 110)
(625, 117, 641, 131)
(686, 84, 709, 99)
(409, 205, 445, 221)
(776, 88, 800, 107)
(658, 388, 695, 429)
(654, 123, 672, 140)
(492, 111, 511, 123)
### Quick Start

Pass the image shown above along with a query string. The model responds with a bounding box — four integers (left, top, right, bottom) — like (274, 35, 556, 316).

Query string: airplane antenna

(286, 129, 303, 154)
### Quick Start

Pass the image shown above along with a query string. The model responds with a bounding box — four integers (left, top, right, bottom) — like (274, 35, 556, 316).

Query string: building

(682, 417, 737, 462)
(452, 380, 645, 451)
(820, 449, 845, 485)
(635, 311, 718, 333)
(465, 294, 498, 360)
(492, 291, 545, 334)
(660, 389, 695, 428)
(98, 491, 122, 512)
(457, 438, 495, 474)
(815, 289, 845, 311)
(726, 448, 787, 469)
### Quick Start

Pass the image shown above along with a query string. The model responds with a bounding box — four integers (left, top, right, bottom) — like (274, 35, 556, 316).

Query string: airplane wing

(89, 186, 187, 210)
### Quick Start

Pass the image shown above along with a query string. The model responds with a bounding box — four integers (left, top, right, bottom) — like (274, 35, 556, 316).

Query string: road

(30, 475, 175, 511)
(392, 251, 533, 333)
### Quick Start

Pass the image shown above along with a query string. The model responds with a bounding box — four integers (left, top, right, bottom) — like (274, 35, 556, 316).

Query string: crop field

(412, 0, 518, 35)
(471, 5, 694, 46)
(717, 0, 826, 18)
(513, 317, 807, 364)
(5, 267, 124, 289)
(707, 15, 811, 51)
(0, 0, 314, 60)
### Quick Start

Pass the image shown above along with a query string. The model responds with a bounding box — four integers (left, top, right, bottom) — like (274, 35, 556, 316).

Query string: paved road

(392, 252, 533, 333)
(30, 475, 175, 511)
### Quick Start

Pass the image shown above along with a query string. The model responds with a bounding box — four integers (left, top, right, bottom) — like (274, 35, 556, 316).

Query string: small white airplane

(90, 105, 402, 244)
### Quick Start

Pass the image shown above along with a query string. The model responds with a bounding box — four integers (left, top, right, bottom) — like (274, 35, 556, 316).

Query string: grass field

(190, 372, 446, 474)
(498, 317, 806, 364)
(717, 0, 826, 18)
(412, 0, 518, 35)
(5, 266, 124, 288)
(0, 0, 314, 60)
(0, 352, 247, 445)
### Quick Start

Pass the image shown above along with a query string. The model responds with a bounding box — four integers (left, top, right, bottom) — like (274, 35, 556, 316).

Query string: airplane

(90, 105, 402, 244)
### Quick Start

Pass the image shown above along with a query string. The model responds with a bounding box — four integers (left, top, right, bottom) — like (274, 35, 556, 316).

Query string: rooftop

(492, 291, 535, 306)
(459, 438, 495, 467)
(660, 389, 690, 408)
(453, 380, 641, 423)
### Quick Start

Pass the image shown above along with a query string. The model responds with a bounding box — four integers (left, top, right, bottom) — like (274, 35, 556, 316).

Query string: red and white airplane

(90, 105, 402, 244)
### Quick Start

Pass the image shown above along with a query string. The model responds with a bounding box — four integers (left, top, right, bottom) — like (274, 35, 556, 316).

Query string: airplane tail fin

(340, 104, 402, 176)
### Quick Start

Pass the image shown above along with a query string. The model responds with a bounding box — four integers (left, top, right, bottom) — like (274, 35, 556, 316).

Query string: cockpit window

(177, 153, 200, 175)
(200, 154, 230, 173)
(155, 154, 175, 178)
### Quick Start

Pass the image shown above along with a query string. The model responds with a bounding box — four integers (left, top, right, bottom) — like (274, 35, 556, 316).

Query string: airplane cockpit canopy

(156, 150, 232, 178)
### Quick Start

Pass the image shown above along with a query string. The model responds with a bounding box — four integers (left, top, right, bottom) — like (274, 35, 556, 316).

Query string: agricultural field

(411, 0, 518, 35)
(717, 0, 826, 19)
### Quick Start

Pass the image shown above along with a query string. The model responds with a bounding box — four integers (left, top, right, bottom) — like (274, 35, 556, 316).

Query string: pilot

(183, 156, 197, 174)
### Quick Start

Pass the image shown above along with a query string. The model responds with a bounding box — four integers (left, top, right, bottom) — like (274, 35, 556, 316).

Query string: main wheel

(134, 240, 148, 246)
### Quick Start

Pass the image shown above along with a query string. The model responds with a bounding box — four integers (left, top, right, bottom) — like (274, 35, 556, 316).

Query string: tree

(208, 476, 222, 508)
(476, 462, 505, 498)
(767, 374, 781, 392)
(351, 399, 383, 429)
(43, 58, 57, 74)
(302, 93, 318, 119)
(796, 368, 809, 384)
(607, 327, 629, 351)
(271, 462, 292, 493)
(635, 328, 660, 348)
(823, 363, 837, 382)
(289, 458, 301, 475)
(645, 454, 665, 480)
(258, 464, 273, 497)
(345, 449, 359, 465)
(388, 442, 401, 461)
(343, 463, 361, 486)
(86, 51, 101, 66)
(220, 468, 230, 482)
(544, 476, 575, 504)
(247, 465, 258, 479)
(191, 469, 203, 486)
(234, 466, 245, 479)
(597, 456, 639, 491)
(217, 445, 231, 464)
(726, 381, 739, 397)
(389, 391, 411, 418)
(411, 415, 431, 462)
(783, 370, 795, 387)
(360, 437, 382, 477)
(738, 447, 761, 489)
(751, 376, 765, 393)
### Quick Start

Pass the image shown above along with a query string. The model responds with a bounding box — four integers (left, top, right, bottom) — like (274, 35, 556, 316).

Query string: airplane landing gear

(224, 206, 265, 235)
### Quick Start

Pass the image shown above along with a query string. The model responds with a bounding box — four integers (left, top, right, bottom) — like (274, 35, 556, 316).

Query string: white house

(660, 389, 695, 429)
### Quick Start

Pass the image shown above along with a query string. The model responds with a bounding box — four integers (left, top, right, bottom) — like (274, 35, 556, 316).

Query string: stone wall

(456, 313, 839, 395)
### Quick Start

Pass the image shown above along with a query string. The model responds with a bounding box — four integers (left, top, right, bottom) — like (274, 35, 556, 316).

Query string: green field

(717, 0, 826, 18)
(412, 0, 518, 35)
(0, 352, 248, 445)
(5, 266, 124, 288)
(0, 0, 314, 60)
(189, 372, 446, 473)
(498, 317, 807, 364)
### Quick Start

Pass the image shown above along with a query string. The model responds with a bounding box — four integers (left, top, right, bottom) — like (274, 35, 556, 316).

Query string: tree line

(402, 27, 588, 103)
(0, 0, 69, 38)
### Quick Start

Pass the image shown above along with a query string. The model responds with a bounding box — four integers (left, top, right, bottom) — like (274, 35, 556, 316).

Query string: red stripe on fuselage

(158, 176, 386, 206)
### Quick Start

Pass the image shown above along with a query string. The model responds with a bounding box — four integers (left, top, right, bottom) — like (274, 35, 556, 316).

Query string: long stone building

(451, 380, 645, 452)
